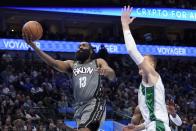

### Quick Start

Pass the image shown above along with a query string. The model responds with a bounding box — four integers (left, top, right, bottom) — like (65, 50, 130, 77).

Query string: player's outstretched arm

(123, 123, 145, 131)
(23, 33, 74, 72)
(121, 6, 158, 85)
(131, 106, 143, 125)
(167, 99, 182, 126)
(123, 106, 144, 131)
(97, 58, 116, 81)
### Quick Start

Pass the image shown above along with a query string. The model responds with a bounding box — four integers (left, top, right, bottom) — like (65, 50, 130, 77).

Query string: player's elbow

(127, 49, 133, 54)
(107, 69, 116, 81)
(110, 71, 116, 81)
(126, 44, 135, 53)
(176, 122, 182, 126)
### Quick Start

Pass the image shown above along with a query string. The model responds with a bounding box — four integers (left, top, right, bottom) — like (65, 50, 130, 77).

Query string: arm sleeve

(123, 30, 144, 65)
(169, 114, 182, 126)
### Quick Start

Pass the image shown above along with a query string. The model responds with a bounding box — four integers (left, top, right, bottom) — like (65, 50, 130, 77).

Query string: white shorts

(146, 121, 171, 131)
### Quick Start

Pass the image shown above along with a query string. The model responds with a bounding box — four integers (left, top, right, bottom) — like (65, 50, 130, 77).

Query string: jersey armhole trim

(95, 59, 98, 68)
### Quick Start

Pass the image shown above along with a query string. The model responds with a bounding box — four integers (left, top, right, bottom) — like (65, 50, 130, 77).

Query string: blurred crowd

(0, 52, 74, 130)
(0, 49, 195, 130)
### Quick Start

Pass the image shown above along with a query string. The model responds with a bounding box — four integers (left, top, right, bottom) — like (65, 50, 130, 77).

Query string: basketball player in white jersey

(123, 99, 182, 131)
(121, 6, 171, 131)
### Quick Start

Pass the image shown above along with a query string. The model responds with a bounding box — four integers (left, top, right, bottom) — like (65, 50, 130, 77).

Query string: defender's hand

(167, 99, 176, 117)
(121, 5, 136, 26)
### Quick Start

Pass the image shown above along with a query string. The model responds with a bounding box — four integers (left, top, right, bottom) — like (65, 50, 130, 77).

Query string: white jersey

(138, 76, 169, 128)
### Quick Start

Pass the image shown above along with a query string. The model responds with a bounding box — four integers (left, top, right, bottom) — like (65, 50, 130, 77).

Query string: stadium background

(0, 0, 195, 130)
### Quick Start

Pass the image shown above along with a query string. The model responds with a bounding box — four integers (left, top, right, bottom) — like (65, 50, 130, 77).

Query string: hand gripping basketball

(22, 21, 43, 46)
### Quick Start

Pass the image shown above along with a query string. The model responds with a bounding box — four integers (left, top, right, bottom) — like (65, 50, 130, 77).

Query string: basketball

(22, 21, 43, 41)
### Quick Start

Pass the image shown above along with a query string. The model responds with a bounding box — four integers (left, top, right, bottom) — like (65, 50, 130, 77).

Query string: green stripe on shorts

(156, 120, 165, 131)
(145, 86, 156, 121)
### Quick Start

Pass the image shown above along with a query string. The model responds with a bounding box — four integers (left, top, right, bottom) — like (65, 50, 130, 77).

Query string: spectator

(25, 109, 40, 122)
(98, 44, 109, 60)
(58, 95, 68, 109)
(2, 85, 10, 95)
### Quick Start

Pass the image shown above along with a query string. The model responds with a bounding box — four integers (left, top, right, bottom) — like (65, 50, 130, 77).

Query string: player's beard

(76, 49, 91, 63)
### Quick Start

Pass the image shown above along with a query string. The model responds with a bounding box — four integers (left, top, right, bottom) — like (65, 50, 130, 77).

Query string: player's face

(75, 42, 92, 63)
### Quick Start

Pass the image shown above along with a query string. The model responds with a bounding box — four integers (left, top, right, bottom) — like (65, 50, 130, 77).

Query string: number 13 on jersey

(79, 76, 87, 88)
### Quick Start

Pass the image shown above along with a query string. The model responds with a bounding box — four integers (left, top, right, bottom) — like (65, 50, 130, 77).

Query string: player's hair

(144, 55, 157, 68)
(88, 43, 96, 60)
